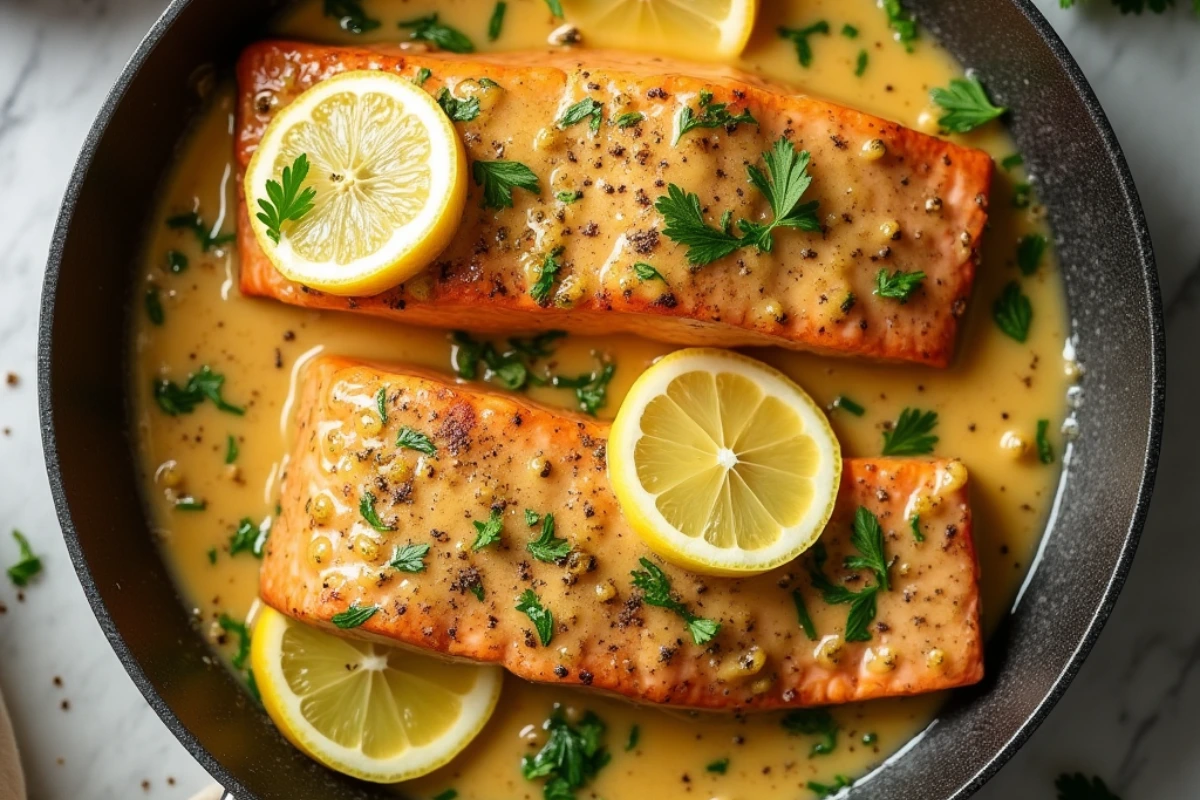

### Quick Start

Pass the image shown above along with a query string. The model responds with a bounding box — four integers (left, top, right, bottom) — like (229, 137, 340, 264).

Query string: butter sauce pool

(130, 0, 1074, 796)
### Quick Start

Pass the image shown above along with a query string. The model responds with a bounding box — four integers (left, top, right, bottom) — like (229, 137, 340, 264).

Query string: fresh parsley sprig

(437, 88, 481, 122)
(473, 160, 541, 209)
(472, 509, 504, 550)
(6, 531, 42, 587)
(359, 491, 396, 532)
(874, 268, 925, 303)
(516, 589, 554, 645)
(558, 97, 603, 133)
(551, 361, 615, 416)
(396, 426, 437, 456)
(256, 153, 317, 245)
(217, 615, 251, 669)
(807, 541, 879, 642)
(452, 330, 565, 390)
(522, 708, 609, 799)
(631, 557, 720, 645)
(675, 89, 757, 144)
(389, 542, 430, 573)
(778, 21, 830, 68)
(323, 0, 380, 34)
(882, 0, 918, 49)
(994, 281, 1033, 342)
(488, 1, 506, 40)
(1017, 233, 1046, 275)
(531, 247, 565, 305)
(527, 513, 571, 563)
(882, 408, 938, 456)
(398, 13, 474, 53)
(931, 77, 1006, 133)
(332, 603, 379, 629)
(154, 366, 244, 416)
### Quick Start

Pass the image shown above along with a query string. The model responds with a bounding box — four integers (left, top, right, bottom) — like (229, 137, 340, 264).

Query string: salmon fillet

(259, 357, 984, 711)
(236, 42, 993, 367)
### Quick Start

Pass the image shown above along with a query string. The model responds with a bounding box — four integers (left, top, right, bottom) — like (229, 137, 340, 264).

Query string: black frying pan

(37, 1, 1165, 798)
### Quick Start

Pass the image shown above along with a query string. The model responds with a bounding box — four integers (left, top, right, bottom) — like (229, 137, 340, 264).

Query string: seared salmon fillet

(236, 42, 993, 367)
(259, 357, 984, 710)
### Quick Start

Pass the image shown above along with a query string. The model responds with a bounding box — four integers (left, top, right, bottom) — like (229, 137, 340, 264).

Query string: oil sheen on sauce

(130, 1, 1074, 797)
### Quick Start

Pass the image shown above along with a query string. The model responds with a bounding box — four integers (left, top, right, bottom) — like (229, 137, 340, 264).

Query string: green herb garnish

(166, 250, 188, 274)
(910, 514, 924, 542)
(676, 89, 757, 144)
(229, 517, 267, 557)
(487, 1, 506, 40)
(613, 111, 645, 129)
(145, 288, 165, 325)
(807, 522, 889, 644)
(359, 491, 395, 532)
(1055, 773, 1121, 800)
(633, 262, 665, 283)
(472, 160, 541, 209)
(841, 23, 859, 37)
(437, 88, 481, 122)
(256, 153, 317, 245)
(706, 758, 730, 774)
(389, 542, 430, 573)
(398, 13, 474, 53)
(782, 708, 838, 756)
(175, 497, 207, 512)
(631, 557, 720, 645)
(625, 724, 640, 751)
(153, 365, 244, 416)
(832, 395, 864, 416)
(882, 408, 938, 456)
(452, 330, 564, 389)
(778, 21, 830, 68)
(332, 603, 379, 629)
(472, 509, 504, 550)
(376, 386, 388, 424)
(882, 0, 918, 49)
(543, 0, 564, 17)
(323, 0, 380, 34)
(225, 434, 239, 464)
(6, 531, 41, 587)
(931, 77, 1006, 133)
(846, 506, 890, 590)
(165, 212, 235, 251)
(396, 426, 437, 456)
(218, 614, 251, 669)
(527, 513, 571, 563)
(1013, 182, 1033, 209)
(863, 732, 878, 745)
(1017, 233, 1046, 276)
(516, 589, 554, 645)
(551, 361, 615, 416)
(808, 775, 853, 798)
(558, 97, 604, 133)
(530, 246, 565, 305)
(522, 707, 609, 798)
(855, 50, 869, 77)
(994, 281, 1033, 343)
(874, 268, 925, 303)
(432, 790, 458, 800)
(1001, 152, 1024, 170)
(556, 190, 583, 204)
(206, 547, 218, 565)
(792, 589, 817, 640)
(414, 66, 433, 86)
(1037, 419, 1055, 464)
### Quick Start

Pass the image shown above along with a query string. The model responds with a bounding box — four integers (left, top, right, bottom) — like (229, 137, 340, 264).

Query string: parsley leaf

(175, 497, 207, 512)
(656, 184, 743, 266)
(398, 13, 474, 53)
(414, 66, 433, 86)
(631, 557, 720, 645)
(882, 408, 938, 456)
(256, 153, 317, 245)
(153, 366, 244, 416)
(994, 281, 1033, 343)
(229, 517, 268, 558)
(516, 589, 554, 645)
(525, 509, 542, 526)
(531, 246, 565, 305)
(931, 77, 1007, 133)
(376, 386, 388, 424)
(910, 514, 925, 542)
(543, 0, 564, 17)
(433, 790, 458, 800)
(472, 509, 504, 550)
(166, 250, 188, 274)
(676, 89, 757, 144)
(217, 614, 251, 670)
(844, 585, 879, 642)
(551, 361, 615, 416)
(874, 268, 925, 303)
(144, 287, 165, 326)
(625, 725, 640, 751)
(845, 507, 889, 589)
(831, 395, 865, 416)
(792, 589, 818, 640)
(782, 708, 838, 756)
(472, 160, 541, 209)
(396, 426, 437, 456)
(556, 190, 582, 204)
(323, 0, 380, 34)
(452, 330, 564, 389)
(527, 513, 572, 563)
(855, 50, 869, 77)
(1055, 773, 1121, 800)
(1001, 152, 1024, 170)
(437, 88, 481, 122)
(841, 24, 859, 38)
(706, 758, 730, 774)
(359, 491, 395, 532)
(389, 542, 430, 573)
(522, 708, 609, 798)
(558, 97, 603, 133)
(165, 212, 235, 251)
(882, 0, 918, 49)
(633, 262, 665, 282)
(225, 434, 239, 464)
(332, 603, 379, 629)
(808, 775, 853, 798)
(1013, 182, 1033, 209)
(1037, 419, 1055, 464)
(488, 1, 506, 40)
(613, 111, 644, 129)
(778, 21, 830, 68)
(1017, 233, 1046, 276)
(6, 531, 42, 587)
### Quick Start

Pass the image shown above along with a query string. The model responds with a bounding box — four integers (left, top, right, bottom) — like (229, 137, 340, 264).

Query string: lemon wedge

(561, 0, 756, 61)
(244, 70, 467, 297)
(608, 348, 841, 577)
(250, 607, 501, 784)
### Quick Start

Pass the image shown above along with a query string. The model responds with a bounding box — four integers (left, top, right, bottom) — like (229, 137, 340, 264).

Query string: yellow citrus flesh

(250, 607, 502, 784)
(560, 0, 756, 61)
(244, 70, 467, 297)
(608, 349, 841, 577)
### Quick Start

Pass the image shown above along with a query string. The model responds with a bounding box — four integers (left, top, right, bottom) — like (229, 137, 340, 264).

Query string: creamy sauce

(130, 1, 1073, 797)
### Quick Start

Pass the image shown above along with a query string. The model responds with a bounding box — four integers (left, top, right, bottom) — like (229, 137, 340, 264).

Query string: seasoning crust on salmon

(236, 42, 993, 367)
(259, 356, 985, 711)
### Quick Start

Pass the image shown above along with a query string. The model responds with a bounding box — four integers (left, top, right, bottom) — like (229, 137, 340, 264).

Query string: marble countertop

(0, 1, 1196, 798)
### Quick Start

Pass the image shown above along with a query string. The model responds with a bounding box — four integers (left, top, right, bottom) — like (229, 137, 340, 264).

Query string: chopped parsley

(910, 514, 925, 542)
(472, 160, 541, 209)
(631, 557, 720, 645)
(153, 365, 244, 416)
(778, 21, 830, 68)
(542, 0, 564, 17)
(225, 434, 238, 464)
(414, 67, 433, 86)
(522, 707, 609, 798)
(551, 361, 615, 416)
(359, 491, 395, 532)
(782, 708, 838, 756)
(841, 23, 859, 38)
(625, 724, 640, 751)
(206, 547, 218, 565)
(256, 153, 317, 245)
(332, 603, 379, 629)
(831, 395, 864, 416)
(527, 513, 571, 563)
(1001, 152, 1024, 170)
(874, 268, 925, 303)
(792, 589, 818, 640)
(165, 212, 235, 251)
(862, 732, 878, 745)
(1037, 419, 1055, 464)
(633, 262, 665, 283)
(487, 1, 506, 41)
(613, 111, 644, 129)
(175, 497, 207, 512)
(6, 531, 42, 587)
(396, 426, 437, 456)
(1055, 773, 1121, 800)
(525, 509, 542, 526)
(558, 97, 604, 133)
(882, 0, 918, 50)
(931, 77, 1007, 133)
(855, 50, 869, 77)
(882, 408, 939, 456)
(807, 515, 889, 643)
(229, 517, 267, 558)
(994, 281, 1033, 343)
(389, 542, 430, 573)
(451, 330, 564, 390)
(144, 287, 165, 325)
(516, 589, 554, 645)
(556, 190, 583, 204)
(706, 758, 730, 774)
(472, 509, 504, 550)
(376, 386, 388, 424)
(846, 506, 890, 590)
(469, 583, 485, 601)
(323, 0, 380, 34)
(166, 250, 188, 274)
(432, 791, 458, 800)
(1013, 182, 1033, 209)
(1017, 233, 1047, 275)
(675, 89, 757, 144)
(217, 614, 251, 669)
(657, 137, 819, 266)
(398, 13, 474, 54)
(808, 775, 853, 798)
(437, 88, 481, 122)
(530, 246, 565, 305)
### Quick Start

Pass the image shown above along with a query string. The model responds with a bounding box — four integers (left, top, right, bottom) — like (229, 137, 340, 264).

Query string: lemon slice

(244, 70, 467, 297)
(608, 348, 841, 577)
(250, 607, 501, 784)
(561, 0, 756, 61)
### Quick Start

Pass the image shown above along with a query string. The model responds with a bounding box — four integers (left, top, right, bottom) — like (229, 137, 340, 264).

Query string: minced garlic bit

(879, 219, 901, 241)
(860, 138, 887, 161)
(311, 493, 334, 523)
(999, 430, 1028, 459)
(865, 646, 897, 674)
(814, 635, 844, 669)
(308, 536, 332, 566)
(926, 648, 946, 670)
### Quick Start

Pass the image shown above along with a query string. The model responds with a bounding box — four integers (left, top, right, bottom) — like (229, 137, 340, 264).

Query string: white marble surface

(0, 1, 1196, 798)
